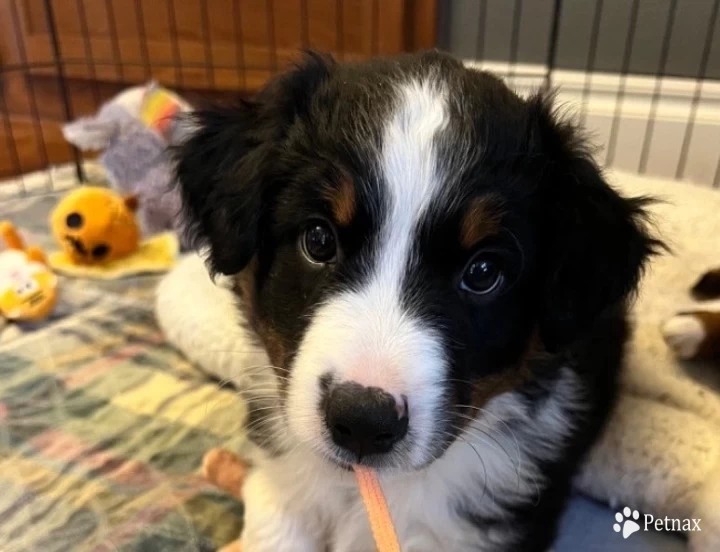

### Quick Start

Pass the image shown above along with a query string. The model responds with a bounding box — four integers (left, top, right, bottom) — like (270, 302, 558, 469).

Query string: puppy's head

(175, 51, 659, 471)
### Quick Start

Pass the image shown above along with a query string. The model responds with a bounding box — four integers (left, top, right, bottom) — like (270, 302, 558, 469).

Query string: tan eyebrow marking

(460, 195, 504, 249)
(323, 177, 357, 226)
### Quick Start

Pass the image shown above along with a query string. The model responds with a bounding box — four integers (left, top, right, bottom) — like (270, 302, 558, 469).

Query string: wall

(439, 0, 720, 187)
(441, 0, 720, 79)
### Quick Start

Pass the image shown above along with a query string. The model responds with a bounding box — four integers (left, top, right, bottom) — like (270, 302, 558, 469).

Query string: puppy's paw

(662, 314, 706, 359)
(202, 447, 248, 498)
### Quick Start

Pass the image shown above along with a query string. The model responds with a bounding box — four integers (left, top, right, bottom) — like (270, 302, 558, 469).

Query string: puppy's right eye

(301, 221, 337, 264)
(460, 253, 505, 295)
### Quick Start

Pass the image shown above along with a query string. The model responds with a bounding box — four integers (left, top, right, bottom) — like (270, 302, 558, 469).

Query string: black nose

(324, 382, 408, 458)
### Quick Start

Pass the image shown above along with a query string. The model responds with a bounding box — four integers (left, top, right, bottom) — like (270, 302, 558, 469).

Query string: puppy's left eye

(460, 254, 504, 295)
(301, 221, 337, 264)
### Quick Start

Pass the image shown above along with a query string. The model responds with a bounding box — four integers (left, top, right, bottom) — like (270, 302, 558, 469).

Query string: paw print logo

(614, 507, 641, 539)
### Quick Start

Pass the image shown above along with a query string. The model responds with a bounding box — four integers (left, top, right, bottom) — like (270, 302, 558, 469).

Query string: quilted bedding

(0, 173, 245, 551)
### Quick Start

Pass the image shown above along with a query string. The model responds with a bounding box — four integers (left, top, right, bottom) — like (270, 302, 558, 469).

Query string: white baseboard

(464, 61, 720, 188)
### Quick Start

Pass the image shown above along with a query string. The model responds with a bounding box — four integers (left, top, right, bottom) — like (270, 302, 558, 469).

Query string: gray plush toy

(62, 83, 191, 242)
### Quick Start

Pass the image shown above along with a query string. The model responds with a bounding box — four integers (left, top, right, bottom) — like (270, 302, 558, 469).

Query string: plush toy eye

(66, 212, 83, 229)
(460, 254, 504, 295)
(301, 221, 337, 264)
(15, 279, 38, 295)
(92, 244, 110, 259)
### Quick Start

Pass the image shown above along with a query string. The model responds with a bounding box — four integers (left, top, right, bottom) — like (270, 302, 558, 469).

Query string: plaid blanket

(0, 172, 245, 551)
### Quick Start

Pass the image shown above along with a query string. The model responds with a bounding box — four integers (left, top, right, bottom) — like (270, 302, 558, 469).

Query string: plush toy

(202, 449, 248, 552)
(202, 448, 249, 500)
(0, 221, 58, 323)
(50, 186, 140, 265)
(62, 82, 191, 240)
(49, 186, 178, 279)
(661, 267, 720, 360)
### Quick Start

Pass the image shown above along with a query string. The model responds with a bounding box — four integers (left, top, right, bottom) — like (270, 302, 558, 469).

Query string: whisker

(239, 392, 285, 400)
(454, 414, 521, 471)
(452, 422, 511, 462)
(454, 405, 523, 469)
(243, 405, 283, 415)
(452, 420, 524, 494)
(444, 430, 489, 503)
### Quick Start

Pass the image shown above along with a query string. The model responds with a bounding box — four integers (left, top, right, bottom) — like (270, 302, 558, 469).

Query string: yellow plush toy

(50, 186, 140, 265)
(0, 221, 58, 322)
(49, 187, 178, 279)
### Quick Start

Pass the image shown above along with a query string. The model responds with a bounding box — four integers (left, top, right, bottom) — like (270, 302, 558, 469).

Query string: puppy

(174, 51, 661, 552)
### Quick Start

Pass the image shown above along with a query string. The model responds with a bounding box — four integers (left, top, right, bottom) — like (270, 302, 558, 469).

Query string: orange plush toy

(0, 221, 58, 323)
(202, 449, 249, 552)
(49, 186, 178, 280)
(50, 186, 140, 265)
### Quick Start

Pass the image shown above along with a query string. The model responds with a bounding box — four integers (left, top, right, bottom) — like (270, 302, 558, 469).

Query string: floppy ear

(173, 51, 335, 276)
(531, 98, 664, 349)
(173, 103, 264, 275)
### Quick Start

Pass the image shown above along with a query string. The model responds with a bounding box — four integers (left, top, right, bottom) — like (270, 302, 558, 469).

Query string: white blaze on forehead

(381, 77, 449, 270)
(363, 77, 449, 459)
(365, 77, 450, 333)
(288, 77, 451, 467)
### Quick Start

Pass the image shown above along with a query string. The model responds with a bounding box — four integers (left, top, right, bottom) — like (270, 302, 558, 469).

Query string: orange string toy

(353, 466, 401, 552)
(202, 448, 401, 551)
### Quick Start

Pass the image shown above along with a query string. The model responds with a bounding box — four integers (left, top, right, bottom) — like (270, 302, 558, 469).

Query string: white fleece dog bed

(156, 169, 720, 551)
